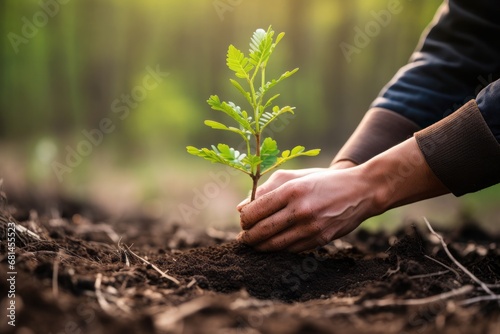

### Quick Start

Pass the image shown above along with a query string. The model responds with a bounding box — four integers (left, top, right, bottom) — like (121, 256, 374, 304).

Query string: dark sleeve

(415, 98, 500, 196)
(476, 79, 500, 143)
(375, 0, 500, 195)
(333, 0, 500, 166)
(372, 0, 500, 129)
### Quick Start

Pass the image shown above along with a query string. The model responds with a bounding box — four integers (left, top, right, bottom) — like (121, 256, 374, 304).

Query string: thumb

(237, 197, 250, 212)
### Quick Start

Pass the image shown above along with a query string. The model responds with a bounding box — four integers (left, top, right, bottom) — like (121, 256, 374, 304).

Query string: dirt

(0, 198, 499, 334)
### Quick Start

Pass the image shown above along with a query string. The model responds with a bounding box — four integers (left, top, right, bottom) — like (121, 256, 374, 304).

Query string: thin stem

(251, 175, 258, 202)
(258, 66, 266, 106)
(246, 136, 251, 158)
(250, 133, 261, 202)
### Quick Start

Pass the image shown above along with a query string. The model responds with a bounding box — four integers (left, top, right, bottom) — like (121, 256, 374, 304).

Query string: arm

(237, 85, 500, 253)
(237, 136, 449, 253)
(334, 0, 500, 166)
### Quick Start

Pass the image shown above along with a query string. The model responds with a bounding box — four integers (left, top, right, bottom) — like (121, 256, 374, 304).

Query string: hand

(237, 168, 325, 209)
(236, 161, 357, 209)
(236, 166, 379, 253)
(236, 137, 449, 253)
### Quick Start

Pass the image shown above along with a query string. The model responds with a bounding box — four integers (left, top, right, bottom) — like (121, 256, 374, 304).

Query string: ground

(0, 196, 499, 334)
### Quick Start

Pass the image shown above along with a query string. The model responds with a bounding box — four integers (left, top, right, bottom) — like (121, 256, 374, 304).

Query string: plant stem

(250, 175, 258, 202)
(251, 133, 261, 202)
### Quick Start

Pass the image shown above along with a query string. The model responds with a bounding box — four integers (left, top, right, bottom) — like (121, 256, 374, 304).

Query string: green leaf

(207, 95, 253, 133)
(260, 146, 321, 175)
(248, 27, 274, 68)
(249, 28, 267, 53)
(227, 45, 254, 79)
(291, 146, 305, 155)
(186, 145, 250, 174)
(242, 154, 262, 174)
(215, 144, 245, 163)
(204, 120, 228, 130)
(204, 120, 250, 141)
(263, 93, 280, 109)
(229, 79, 252, 105)
(260, 137, 280, 172)
(258, 106, 295, 131)
(274, 32, 285, 46)
(259, 68, 299, 96)
(301, 149, 321, 156)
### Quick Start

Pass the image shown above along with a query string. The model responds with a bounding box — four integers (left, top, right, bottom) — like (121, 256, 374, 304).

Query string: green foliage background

(1, 0, 498, 230)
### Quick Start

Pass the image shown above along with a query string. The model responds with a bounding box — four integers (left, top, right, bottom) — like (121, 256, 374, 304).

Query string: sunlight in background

(1, 0, 499, 231)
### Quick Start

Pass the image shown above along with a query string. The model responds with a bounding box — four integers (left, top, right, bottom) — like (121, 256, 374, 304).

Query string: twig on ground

(16, 221, 42, 241)
(95, 273, 115, 315)
(326, 285, 475, 316)
(117, 239, 130, 267)
(382, 257, 400, 278)
(155, 297, 214, 330)
(124, 245, 180, 286)
(424, 217, 497, 298)
(424, 255, 461, 281)
(459, 294, 500, 306)
(52, 250, 64, 298)
(409, 270, 450, 280)
(187, 278, 197, 289)
(363, 285, 474, 308)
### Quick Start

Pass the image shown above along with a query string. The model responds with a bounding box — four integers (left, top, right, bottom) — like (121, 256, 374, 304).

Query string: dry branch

(362, 285, 474, 308)
(459, 294, 500, 306)
(409, 270, 450, 280)
(124, 245, 180, 286)
(326, 285, 474, 316)
(95, 273, 115, 315)
(52, 250, 64, 298)
(424, 217, 496, 298)
(424, 255, 461, 280)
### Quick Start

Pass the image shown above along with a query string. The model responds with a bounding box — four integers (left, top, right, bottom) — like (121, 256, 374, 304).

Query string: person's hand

(236, 161, 357, 209)
(236, 137, 449, 253)
(236, 166, 380, 252)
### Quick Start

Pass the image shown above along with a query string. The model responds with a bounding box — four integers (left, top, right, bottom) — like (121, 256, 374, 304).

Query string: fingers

(286, 234, 328, 253)
(236, 197, 250, 212)
(236, 169, 324, 212)
(237, 207, 294, 245)
(239, 190, 289, 230)
(255, 219, 326, 252)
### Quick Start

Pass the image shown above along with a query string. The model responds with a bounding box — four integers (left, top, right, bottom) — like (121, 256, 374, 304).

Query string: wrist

(359, 137, 449, 214)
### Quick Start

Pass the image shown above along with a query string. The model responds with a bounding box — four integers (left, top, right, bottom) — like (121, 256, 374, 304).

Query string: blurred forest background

(1, 0, 499, 231)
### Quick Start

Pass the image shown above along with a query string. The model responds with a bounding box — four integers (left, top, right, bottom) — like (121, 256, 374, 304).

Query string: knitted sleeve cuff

(415, 100, 500, 196)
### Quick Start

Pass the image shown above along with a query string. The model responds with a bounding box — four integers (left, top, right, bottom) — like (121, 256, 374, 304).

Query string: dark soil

(0, 198, 499, 334)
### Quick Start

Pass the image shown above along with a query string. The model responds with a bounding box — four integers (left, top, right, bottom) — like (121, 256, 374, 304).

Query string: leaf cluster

(187, 26, 320, 194)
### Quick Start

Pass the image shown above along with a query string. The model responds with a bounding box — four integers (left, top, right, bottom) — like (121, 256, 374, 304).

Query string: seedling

(187, 26, 320, 201)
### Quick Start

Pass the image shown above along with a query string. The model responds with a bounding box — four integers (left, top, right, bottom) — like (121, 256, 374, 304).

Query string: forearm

(360, 137, 450, 214)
